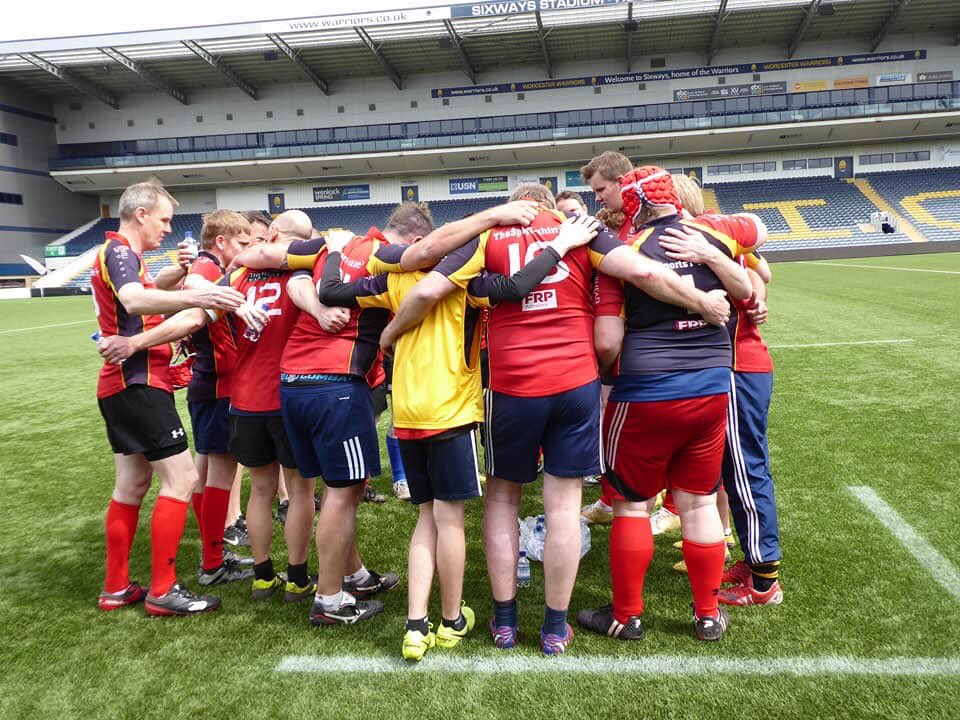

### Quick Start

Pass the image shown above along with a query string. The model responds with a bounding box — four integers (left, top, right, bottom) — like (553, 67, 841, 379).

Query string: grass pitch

(1, 253, 959, 719)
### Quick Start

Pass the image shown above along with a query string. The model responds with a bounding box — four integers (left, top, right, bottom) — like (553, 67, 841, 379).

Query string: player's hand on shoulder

(324, 229, 353, 255)
(659, 226, 718, 264)
(700, 288, 731, 327)
(553, 214, 600, 255)
(489, 200, 539, 227)
(97, 335, 134, 364)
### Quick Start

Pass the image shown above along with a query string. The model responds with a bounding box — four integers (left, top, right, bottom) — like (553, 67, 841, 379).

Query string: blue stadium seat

(865, 168, 960, 244)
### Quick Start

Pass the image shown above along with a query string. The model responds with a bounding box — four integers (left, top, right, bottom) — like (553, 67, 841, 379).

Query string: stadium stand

(864, 168, 960, 244)
(710, 176, 911, 251)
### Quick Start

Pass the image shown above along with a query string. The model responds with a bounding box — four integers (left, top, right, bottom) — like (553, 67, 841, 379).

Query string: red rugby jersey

(434, 208, 621, 397)
(693, 214, 772, 373)
(280, 229, 388, 387)
(186, 252, 237, 402)
(91, 231, 172, 399)
(593, 219, 634, 318)
(225, 267, 301, 414)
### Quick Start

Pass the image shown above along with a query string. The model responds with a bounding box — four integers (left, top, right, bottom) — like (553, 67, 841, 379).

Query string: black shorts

(371, 383, 388, 417)
(229, 413, 297, 469)
(399, 426, 482, 505)
(188, 398, 231, 455)
(98, 385, 188, 461)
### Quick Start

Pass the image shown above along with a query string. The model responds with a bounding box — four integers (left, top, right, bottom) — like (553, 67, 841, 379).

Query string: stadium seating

(864, 168, 960, 244)
(710, 176, 911, 251)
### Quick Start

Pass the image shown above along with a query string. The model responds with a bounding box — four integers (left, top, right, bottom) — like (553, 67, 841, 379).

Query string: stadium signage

(673, 82, 787, 102)
(917, 71, 953, 83)
(876, 73, 911, 85)
(312, 184, 371, 202)
(449, 176, 509, 194)
(450, 0, 625, 17)
(431, 49, 926, 97)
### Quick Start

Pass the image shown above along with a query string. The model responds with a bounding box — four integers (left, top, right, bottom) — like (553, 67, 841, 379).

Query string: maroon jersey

(435, 208, 620, 398)
(91, 231, 172, 399)
(186, 252, 237, 402)
(280, 229, 388, 386)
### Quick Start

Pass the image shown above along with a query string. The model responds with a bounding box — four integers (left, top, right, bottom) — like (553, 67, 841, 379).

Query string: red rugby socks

(610, 515, 654, 623)
(683, 538, 726, 618)
(200, 487, 231, 571)
(104, 499, 140, 593)
(150, 496, 189, 597)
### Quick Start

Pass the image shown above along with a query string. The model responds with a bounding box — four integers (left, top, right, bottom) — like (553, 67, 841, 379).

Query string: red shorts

(602, 394, 727, 501)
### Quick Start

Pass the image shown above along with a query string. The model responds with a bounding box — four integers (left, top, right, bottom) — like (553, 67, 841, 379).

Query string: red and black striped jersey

(186, 252, 237, 402)
(91, 231, 172, 399)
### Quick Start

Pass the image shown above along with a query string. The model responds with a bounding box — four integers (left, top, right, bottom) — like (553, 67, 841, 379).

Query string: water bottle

(182, 230, 199, 259)
(90, 331, 101, 342)
(516, 550, 531, 588)
(242, 301, 270, 342)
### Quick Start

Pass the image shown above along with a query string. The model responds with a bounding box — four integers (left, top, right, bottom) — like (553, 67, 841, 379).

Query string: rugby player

(577, 167, 756, 643)
(93, 181, 245, 616)
(319, 210, 601, 659)
(376, 183, 731, 654)
(669, 175, 782, 606)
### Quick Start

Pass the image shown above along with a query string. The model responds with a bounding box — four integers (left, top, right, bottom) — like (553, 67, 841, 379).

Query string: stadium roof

(1, 0, 958, 107)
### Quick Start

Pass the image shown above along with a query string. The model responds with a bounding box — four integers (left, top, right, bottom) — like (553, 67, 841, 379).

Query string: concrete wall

(0, 81, 98, 266)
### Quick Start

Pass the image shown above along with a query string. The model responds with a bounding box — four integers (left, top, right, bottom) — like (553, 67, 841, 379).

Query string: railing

(50, 81, 960, 170)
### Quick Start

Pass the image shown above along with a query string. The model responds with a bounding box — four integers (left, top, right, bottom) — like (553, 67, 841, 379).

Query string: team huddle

(91, 149, 782, 659)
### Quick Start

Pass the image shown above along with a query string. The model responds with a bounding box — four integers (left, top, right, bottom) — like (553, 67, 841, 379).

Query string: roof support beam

(354, 27, 402, 89)
(100, 47, 188, 105)
(534, 10, 553, 79)
(442, 20, 477, 84)
(266, 34, 329, 95)
(871, 0, 912, 52)
(182, 40, 258, 100)
(624, 3, 636, 72)
(18, 53, 118, 109)
(787, 0, 821, 59)
(705, 0, 730, 66)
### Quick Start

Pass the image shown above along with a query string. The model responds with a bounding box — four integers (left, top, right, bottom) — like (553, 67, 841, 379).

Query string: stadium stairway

(865, 168, 960, 244)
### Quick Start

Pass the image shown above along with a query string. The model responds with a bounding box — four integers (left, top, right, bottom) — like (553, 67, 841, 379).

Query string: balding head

(270, 210, 313, 243)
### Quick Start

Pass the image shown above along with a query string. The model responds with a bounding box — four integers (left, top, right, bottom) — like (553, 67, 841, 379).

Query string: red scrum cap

(620, 166, 682, 227)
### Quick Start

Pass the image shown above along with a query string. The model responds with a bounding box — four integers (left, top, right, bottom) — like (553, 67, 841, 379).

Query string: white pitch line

(798, 261, 960, 275)
(277, 654, 960, 676)
(770, 339, 913, 349)
(0, 319, 94, 335)
(849, 486, 960, 605)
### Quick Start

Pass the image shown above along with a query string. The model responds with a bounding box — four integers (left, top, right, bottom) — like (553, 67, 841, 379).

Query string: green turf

(1, 254, 959, 719)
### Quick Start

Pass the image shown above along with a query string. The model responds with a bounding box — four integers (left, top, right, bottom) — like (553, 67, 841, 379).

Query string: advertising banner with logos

(312, 185, 371, 203)
(833, 76, 869, 89)
(876, 73, 912, 85)
(449, 176, 509, 195)
(673, 81, 787, 102)
(432, 49, 926, 97)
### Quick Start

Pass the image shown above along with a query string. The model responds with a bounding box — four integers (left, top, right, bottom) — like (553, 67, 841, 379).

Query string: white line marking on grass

(277, 654, 960, 676)
(770, 339, 913, 349)
(850, 486, 960, 604)
(0, 319, 93, 335)
(798, 261, 960, 275)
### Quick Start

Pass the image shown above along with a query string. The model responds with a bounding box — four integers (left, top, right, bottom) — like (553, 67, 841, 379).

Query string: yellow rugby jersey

(323, 259, 483, 432)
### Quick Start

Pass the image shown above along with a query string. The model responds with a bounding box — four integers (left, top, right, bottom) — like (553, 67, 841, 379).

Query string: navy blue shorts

(280, 380, 381, 486)
(188, 398, 231, 455)
(484, 379, 602, 484)
(398, 427, 482, 505)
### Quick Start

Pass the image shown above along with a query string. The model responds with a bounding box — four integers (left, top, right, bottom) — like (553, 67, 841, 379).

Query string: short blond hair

(672, 174, 705, 217)
(510, 182, 555, 208)
(200, 210, 251, 250)
(118, 182, 178, 221)
(580, 151, 632, 183)
(386, 202, 434, 238)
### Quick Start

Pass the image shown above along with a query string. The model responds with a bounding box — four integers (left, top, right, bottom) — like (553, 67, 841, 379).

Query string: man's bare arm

(232, 241, 293, 270)
(598, 247, 730, 327)
(116, 283, 244, 316)
(379, 272, 457, 350)
(152, 263, 187, 290)
(97, 307, 209, 364)
(594, 316, 624, 374)
(287, 275, 350, 334)
(398, 200, 539, 271)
